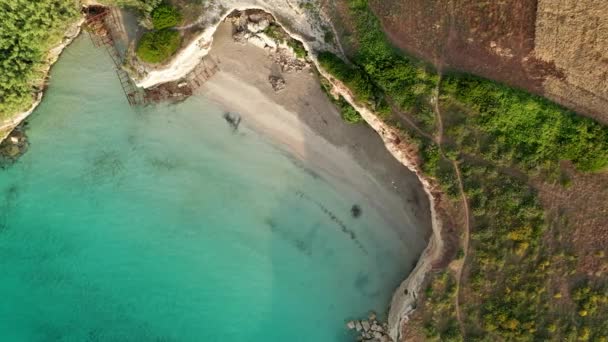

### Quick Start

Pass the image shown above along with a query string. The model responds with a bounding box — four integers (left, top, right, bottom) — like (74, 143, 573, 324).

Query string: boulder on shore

(361, 320, 371, 332)
(355, 320, 363, 332)
(268, 75, 286, 92)
(346, 321, 356, 330)
(247, 19, 270, 33)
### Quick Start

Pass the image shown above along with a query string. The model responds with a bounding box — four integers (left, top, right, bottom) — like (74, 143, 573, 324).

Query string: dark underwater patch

(294, 190, 367, 254)
(0, 184, 18, 232)
(264, 217, 313, 256)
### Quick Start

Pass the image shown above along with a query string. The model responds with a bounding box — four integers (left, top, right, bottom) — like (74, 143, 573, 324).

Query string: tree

(135, 29, 181, 63)
(151, 4, 182, 29)
(0, 0, 79, 119)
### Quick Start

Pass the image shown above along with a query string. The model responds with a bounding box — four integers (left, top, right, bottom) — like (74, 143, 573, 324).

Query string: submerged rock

(0, 124, 29, 167)
(223, 112, 242, 131)
(351, 204, 362, 218)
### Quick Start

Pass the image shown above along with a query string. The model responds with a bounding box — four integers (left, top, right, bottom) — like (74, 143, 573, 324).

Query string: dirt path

(433, 75, 470, 337)
(451, 159, 470, 335)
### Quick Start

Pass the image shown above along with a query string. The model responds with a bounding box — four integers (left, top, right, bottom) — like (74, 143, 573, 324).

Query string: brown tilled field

(367, 0, 608, 124)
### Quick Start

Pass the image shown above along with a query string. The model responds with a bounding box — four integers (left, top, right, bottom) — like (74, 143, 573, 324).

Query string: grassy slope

(320, 1, 608, 341)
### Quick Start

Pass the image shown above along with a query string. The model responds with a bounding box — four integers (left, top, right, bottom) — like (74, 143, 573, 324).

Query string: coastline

(152, 8, 444, 340)
(0, 18, 85, 144)
(9, 4, 446, 341)
(204, 10, 445, 341)
(134, 0, 337, 88)
(312, 53, 445, 342)
(139, 8, 443, 341)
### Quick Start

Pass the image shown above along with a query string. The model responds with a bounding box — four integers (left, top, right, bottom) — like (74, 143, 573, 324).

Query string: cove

(0, 36, 428, 341)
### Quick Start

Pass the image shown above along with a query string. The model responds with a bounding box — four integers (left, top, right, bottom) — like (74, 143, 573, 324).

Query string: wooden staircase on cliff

(83, 6, 146, 106)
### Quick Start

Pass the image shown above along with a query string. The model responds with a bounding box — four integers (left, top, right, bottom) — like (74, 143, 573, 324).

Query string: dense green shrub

(150, 3, 182, 29)
(0, 0, 79, 119)
(287, 39, 307, 59)
(441, 74, 608, 172)
(336, 96, 363, 123)
(136, 29, 181, 63)
(101, 0, 162, 15)
(345, 0, 437, 110)
(318, 51, 376, 107)
(318, 76, 364, 124)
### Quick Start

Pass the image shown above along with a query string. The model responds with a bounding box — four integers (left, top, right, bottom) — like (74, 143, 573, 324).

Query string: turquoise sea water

(0, 37, 423, 341)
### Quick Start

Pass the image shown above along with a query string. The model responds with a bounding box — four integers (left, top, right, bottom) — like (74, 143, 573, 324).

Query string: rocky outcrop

(133, 0, 338, 88)
(229, 12, 311, 92)
(346, 311, 393, 342)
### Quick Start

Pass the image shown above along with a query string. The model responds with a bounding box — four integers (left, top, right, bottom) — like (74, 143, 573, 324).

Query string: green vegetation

(103, 1, 182, 64)
(421, 272, 461, 341)
(441, 74, 608, 172)
(322, 0, 608, 340)
(319, 75, 363, 124)
(263, 24, 307, 59)
(336, 96, 363, 123)
(151, 3, 182, 29)
(101, 0, 162, 15)
(0, 0, 79, 119)
(287, 39, 307, 59)
(318, 52, 389, 117)
(136, 29, 181, 64)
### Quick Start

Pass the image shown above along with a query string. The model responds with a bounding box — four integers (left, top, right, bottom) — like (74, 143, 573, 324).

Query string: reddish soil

(368, 0, 563, 94)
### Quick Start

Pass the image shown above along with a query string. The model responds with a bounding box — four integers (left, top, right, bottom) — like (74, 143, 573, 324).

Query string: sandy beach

(200, 22, 432, 250)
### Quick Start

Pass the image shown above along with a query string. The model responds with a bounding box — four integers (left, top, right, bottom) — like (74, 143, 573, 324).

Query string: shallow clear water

(0, 37, 421, 341)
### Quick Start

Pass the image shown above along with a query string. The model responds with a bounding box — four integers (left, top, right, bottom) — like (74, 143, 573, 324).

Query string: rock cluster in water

(0, 124, 28, 167)
(347, 311, 393, 342)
